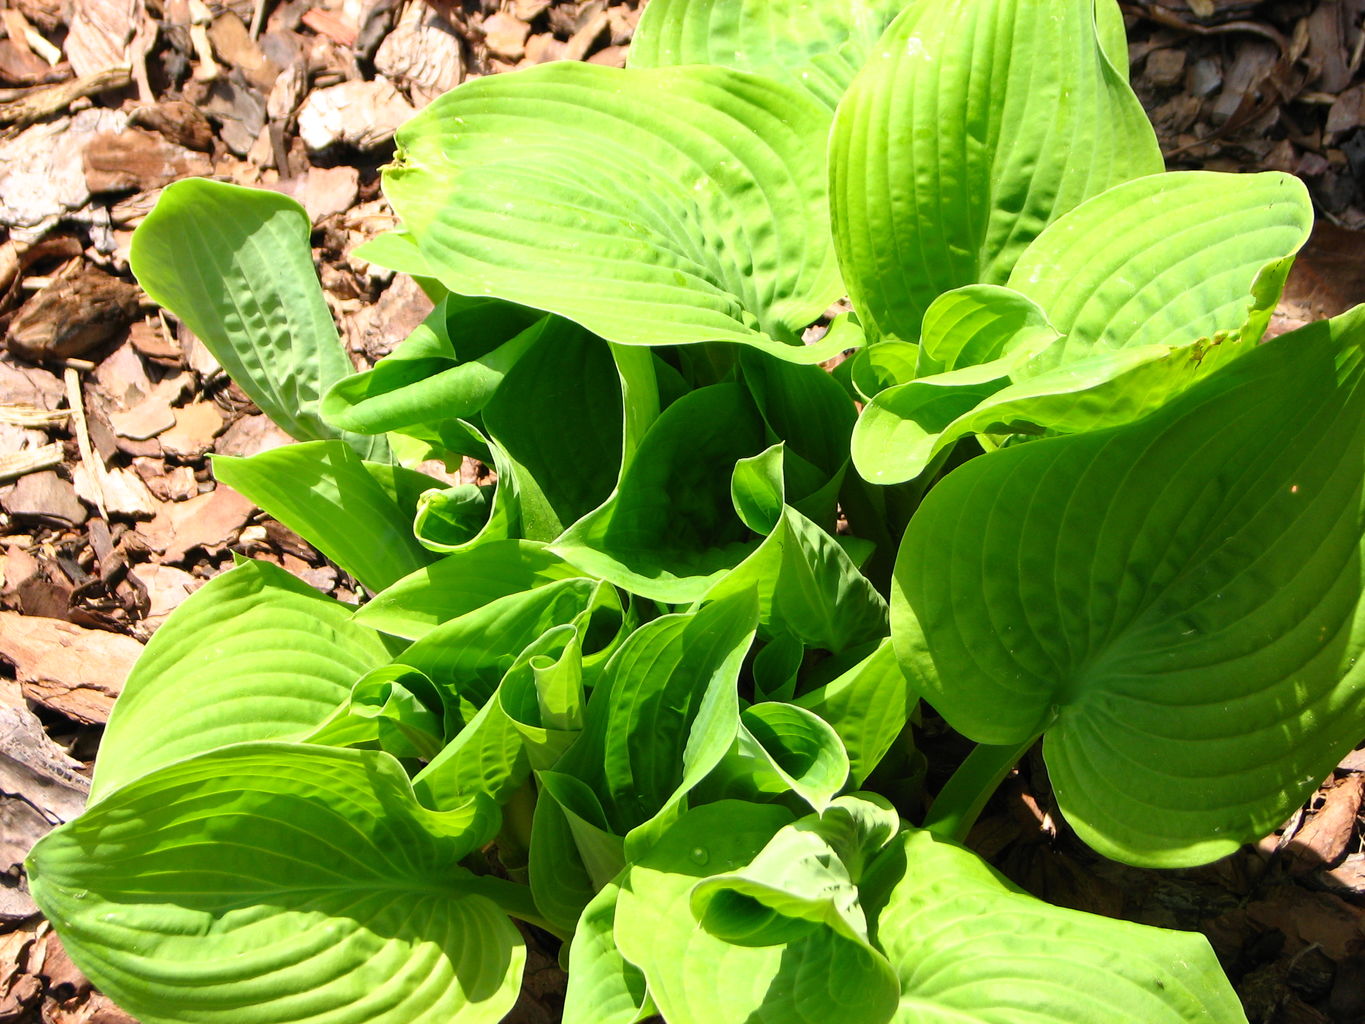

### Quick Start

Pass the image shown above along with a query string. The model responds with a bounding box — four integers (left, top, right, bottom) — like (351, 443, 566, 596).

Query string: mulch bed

(0, 1, 1362, 1021)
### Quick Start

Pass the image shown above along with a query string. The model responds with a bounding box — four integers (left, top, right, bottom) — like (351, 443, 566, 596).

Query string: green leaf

(386, 62, 846, 362)
(829, 0, 1162, 341)
(499, 625, 586, 771)
(878, 830, 1247, 1023)
(795, 639, 915, 786)
(613, 801, 899, 1024)
(555, 591, 758, 848)
(691, 795, 899, 948)
(353, 539, 583, 640)
(563, 876, 653, 1024)
(553, 384, 768, 602)
(129, 179, 383, 459)
(482, 318, 624, 540)
(213, 440, 433, 593)
(30, 743, 525, 1024)
(91, 559, 391, 802)
(701, 701, 850, 813)
(527, 786, 597, 938)
(321, 301, 545, 436)
(1008, 170, 1312, 367)
(629, 0, 904, 109)
(397, 577, 615, 707)
(893, 308, 1365, 866)
(854, 171, 1316, 485)
(706, 500, 889, 654)
(303, 665, 446, 759)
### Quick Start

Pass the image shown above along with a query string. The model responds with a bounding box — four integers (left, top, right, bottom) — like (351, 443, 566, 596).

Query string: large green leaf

(853, 170, 1315, 484)
(563, 876, 653, 1024)
(130, 179, 383, 459)
(481, 318, 624, 540)
(385, 62, 848, 362)
(91, 559, 391, 802)
(321, 300, 545, 436)
(878, 831, 1247, 1023)
(629, 0, 904, 109)
(613, 801, 899, 1024)
(30, 744, 527, 1024)
(213, 440, 434, 593)
(353, 540, 583, 640)
(893, 308, 1365, 866)
(553, 384, 768, 602)
(829, 0, 1162, 342)
(794, 639, 916, 786)
(555, 592, 758, 850)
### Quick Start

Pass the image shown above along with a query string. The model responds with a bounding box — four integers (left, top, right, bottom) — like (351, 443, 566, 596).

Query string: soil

(0, 1, 1362, 1022)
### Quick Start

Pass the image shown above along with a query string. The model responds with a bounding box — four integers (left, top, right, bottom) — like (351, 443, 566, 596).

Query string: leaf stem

(921, 736, 1038, 844)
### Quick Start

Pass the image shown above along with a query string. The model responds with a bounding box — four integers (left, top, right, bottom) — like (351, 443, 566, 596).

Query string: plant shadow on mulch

(1, 1, 1364, 1022)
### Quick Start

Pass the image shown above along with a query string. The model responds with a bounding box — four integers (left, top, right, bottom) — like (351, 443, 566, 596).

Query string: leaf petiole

(921, 735, 1039, 844)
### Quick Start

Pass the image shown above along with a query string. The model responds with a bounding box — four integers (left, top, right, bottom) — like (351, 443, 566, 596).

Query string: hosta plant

(28, 1, 1365, 1022)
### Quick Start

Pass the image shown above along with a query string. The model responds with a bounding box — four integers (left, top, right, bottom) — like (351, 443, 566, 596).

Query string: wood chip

(373, 0, 463, 106)
(82, 126, 214, 194)
(129, 562, 200, 630)
(0, 107, 124, 239)
(0, 470, 87, 525)
(63, 0, 139, 76)
(72, 462, 157, 518)
(300, 6, 357, 46)
(125, 99, 215, 151)
(213, 412, 292, 457)
(296, 76, 415, 152)
(1288, 774, 1365, 872)
(280, 164, 358, 223)
(5, 264, 139, 362)
(0, 406, 66, 428)
(481, 11, 530, 60)
(0, 701, 89, 872)
(157, 400, 222, 458)
(0, 613, 141, 724)
(134, 484, 254, 562)
(0, 445, 62, 483)
(208, 10, 281, 92)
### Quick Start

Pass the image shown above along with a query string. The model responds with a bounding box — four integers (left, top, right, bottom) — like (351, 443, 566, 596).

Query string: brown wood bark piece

(0, 471, 87, 526)
(296, 76, 415, 152)
(0, 699, 90, 871)
(134, 484, 254, 562)
(6, 265, 140, 361)
(0, 612, 141, 723)
(82, 126, 214, 193)
(1287, 774, 1365, 873)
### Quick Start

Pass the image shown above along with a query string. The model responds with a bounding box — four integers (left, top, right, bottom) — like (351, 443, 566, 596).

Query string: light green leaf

(528, 787, 597, 939)
(353, 540, 583, 640)
(691, 795, 899, 949)
(1009, 170, 1313, 367)
(553, 384, 768, 602)
(630, 0, 904, 109)
(321, 301, 545, 436)
(410, 684, 527, 814)
(894, 308, 1365, 866)
(854, 171, 1316, 485)
(563, 876, 653, 1024)
(91, 559, 390, 802)
(879, 830, 1247, 1023)
(829, 0, 1162, 341)
(386, 62, 846, 362)
(129, 179, 383, 459)
(701, 702, 850, 813)
(499, 625, 585, 771)
(481, 318, 624, 540)
(213, 440, 433, 593)
(30, 744, 525, 1024)
(555, 592, 758, 850)
(795, 639, 915, 786)
(613, 801, 899, 1024)
(397, 577, 615, 707)
(303, 665, 445, 759)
